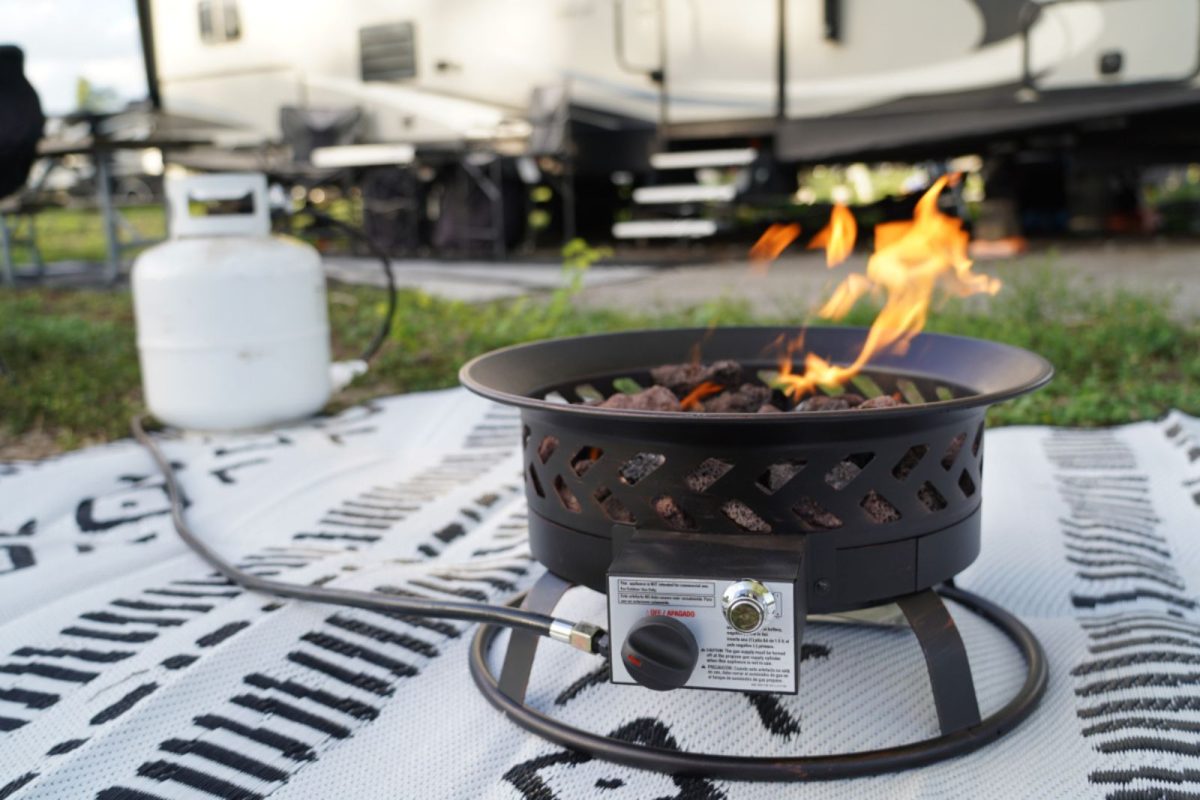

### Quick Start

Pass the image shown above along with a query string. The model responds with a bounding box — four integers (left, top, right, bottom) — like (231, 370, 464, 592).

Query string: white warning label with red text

(607, 575, 798, 694)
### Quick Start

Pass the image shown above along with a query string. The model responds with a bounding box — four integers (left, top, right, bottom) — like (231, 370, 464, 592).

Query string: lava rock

(536, 435, 559, 463)
(857, 395, 904, 410)
(893, 446, 927, 480)
(599, 385, 682, 412)
(793, 496, 843, 530)
(650, 360, 742, 397)
(756, 403, 783, 414)
(825, 460, 862, 490)
(702, 383, 772, 413)
(861, 490, 902, 523)
(761, 461, 804, 492)
(941, 432, 967, 468)
(685, 458, 732, 493)
(653, 495, 695, 530)
(619, 452, 666, 485)
(795, 394, 859, 412)
(721, 500, 772, 532)
(555, 481, 582, 513)
(917, 483, 947, 511)
(594, 487, 636, 523)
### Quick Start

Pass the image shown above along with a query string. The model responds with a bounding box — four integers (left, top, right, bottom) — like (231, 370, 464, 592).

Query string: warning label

(700, 630, 794, 691)
(608, 574, 798, 694)
(615, 578, 715, 607)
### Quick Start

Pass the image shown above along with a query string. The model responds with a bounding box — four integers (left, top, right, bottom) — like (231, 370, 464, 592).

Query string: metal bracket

(896, 588, 982, 735)
(497, 570, 574, 703)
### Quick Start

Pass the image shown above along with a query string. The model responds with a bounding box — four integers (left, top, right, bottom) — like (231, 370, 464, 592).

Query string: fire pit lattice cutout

(522, 419, 984, 539)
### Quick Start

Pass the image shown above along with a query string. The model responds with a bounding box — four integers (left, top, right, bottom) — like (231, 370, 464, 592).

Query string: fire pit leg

(896, 588, 982, 735)
(497, 570, 574, 704)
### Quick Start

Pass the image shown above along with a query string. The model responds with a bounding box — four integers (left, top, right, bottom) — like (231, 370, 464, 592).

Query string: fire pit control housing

(608, 530, 805, 693)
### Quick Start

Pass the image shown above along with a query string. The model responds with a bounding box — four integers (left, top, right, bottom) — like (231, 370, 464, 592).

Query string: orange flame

(749, 223, 801, 268)
(680, 381, 724, 410)
(807, 203, 858, 267)
(773, 175, 1001, 399)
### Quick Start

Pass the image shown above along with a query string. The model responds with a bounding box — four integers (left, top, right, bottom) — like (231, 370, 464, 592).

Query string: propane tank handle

(166, 172, 271, 239)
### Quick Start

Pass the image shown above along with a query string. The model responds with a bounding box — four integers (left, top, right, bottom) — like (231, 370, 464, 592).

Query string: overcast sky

(1, 0, 147, 114)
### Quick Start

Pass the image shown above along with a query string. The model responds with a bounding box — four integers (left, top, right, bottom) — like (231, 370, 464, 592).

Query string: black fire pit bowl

(460, 326, 1052, 613)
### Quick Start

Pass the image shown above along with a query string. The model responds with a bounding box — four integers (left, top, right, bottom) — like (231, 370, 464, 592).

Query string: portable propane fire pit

(460, 325, 1054, 780)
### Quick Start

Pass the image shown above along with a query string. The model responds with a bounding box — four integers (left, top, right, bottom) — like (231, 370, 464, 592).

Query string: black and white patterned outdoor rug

(2, 389, 1199, 799)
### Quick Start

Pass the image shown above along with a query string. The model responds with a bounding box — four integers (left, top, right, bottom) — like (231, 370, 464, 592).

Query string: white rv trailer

(139, 0, 1200, 247)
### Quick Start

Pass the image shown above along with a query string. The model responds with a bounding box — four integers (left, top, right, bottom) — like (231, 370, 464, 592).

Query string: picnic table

(29, 112, 206, 284)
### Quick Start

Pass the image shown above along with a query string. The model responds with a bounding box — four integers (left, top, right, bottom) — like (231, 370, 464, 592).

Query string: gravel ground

(574, 240, 1200, 318)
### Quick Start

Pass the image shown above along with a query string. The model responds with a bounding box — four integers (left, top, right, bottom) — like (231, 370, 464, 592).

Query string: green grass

(5, 205, 167, 266)
(4, 200, 360, 268)
(2, 258, 1198, 456)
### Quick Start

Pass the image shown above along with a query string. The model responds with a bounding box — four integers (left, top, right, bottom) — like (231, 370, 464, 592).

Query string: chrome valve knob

(722, 579, 776, 633)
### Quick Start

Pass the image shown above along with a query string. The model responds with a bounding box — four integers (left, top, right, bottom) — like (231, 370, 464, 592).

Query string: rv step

(650, 148, 757, 170)
(612, 219, 718, 239)
(632, 184, 738, 204)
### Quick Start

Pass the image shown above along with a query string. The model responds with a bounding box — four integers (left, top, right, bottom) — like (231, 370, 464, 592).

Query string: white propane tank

(133, 173, 362, 431)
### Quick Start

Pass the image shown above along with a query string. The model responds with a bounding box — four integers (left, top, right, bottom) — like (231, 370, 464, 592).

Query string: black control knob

(620, 615, 699, 691)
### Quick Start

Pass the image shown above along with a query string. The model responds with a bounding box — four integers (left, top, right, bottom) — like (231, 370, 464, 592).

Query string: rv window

(359, 22, 418, 82)
(222, 1, 241, 40)
(198, 0, 215, 42)
(199, 0, 241, 44)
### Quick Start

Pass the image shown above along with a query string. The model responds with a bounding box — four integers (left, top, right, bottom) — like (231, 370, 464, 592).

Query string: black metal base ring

(468, 584, 1048, 782)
